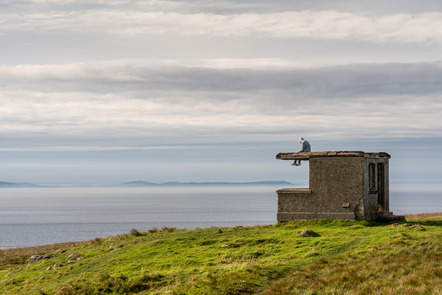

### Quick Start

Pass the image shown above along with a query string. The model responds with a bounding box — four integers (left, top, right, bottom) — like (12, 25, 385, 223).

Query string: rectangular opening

(377, 163, 385, 212)
(369, 163, 376, 192)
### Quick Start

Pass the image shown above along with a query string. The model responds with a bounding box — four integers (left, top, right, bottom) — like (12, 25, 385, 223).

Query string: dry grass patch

(0, 241, 88, 267)
(262, 232, 442, 295)
(405, 212, 442, 220)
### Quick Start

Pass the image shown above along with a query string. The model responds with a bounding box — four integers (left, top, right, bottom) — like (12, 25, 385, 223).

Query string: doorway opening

(377, 163, 385, 212)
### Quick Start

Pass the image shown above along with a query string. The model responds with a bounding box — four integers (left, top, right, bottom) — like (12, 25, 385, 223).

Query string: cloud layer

(1, 0, 442, 185)
(2, 7, 442, 44)
(1, 62, 441, 150)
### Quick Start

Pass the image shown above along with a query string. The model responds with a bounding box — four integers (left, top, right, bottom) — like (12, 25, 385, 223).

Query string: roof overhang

(276, 151, 391, 161)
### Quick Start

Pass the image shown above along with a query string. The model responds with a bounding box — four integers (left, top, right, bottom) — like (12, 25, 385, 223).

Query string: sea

(0, 186, 441, 249)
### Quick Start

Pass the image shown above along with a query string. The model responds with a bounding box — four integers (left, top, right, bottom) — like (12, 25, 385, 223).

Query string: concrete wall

(310, 156, 364, 217)
(276, 152, 392, 221)
(277, 156, 364, 220)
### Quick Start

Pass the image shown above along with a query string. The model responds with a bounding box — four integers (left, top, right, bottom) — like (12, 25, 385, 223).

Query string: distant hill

(120, 180, 292, 187)
(0, 180, 293, 188)
(119, 180, 158, 187)
(0, 181, 40, 188)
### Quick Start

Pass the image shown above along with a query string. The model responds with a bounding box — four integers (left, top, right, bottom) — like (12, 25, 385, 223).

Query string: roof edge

(276, 151, 391, 160)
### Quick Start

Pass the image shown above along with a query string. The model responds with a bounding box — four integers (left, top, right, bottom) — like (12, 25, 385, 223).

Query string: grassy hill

(0, 213, 441, 294)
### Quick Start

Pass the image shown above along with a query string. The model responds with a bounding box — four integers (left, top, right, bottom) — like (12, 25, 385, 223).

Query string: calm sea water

(0, 187, 441, 249)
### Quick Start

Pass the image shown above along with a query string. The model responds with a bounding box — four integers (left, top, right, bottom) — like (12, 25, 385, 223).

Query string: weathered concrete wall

(277, 188, 356, 220)
(310, 156, 364, 218)
(276, 151, 392, 221)
(277, 157, 364, 220)
(277, 189, 312, 213)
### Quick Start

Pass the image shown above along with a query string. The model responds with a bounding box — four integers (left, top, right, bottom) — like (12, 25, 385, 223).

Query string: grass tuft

(129, 229, 143, 237)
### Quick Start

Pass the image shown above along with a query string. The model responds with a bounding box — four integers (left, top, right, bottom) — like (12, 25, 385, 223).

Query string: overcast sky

(1, 0, 442, 188)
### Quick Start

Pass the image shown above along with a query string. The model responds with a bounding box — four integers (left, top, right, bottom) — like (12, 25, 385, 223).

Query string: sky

(1, 0, 442, 188)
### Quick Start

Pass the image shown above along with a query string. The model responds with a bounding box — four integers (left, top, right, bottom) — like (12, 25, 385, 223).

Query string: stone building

(276, 151, 402, 221)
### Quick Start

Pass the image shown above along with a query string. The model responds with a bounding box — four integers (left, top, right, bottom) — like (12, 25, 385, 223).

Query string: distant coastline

(0, 180, 292, 188)
(0, 181, 40, 188)
(119, 180, 293, 187)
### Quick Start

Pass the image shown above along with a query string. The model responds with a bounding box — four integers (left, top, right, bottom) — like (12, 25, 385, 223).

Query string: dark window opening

(377, 163, 385, 212)
(369, 163, 376, 192)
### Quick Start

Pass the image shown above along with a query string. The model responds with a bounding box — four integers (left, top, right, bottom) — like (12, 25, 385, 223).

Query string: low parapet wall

(277, 188, 356, 220)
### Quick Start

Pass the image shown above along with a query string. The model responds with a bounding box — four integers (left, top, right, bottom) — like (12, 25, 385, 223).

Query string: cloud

(2, 4, 442, 44)
(0, 63, 142, 81)
(2, 62, 442, 97)
(1, 61, 442, 150)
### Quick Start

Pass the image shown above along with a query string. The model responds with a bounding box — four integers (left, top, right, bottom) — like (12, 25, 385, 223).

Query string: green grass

(0, 216, 441, 295)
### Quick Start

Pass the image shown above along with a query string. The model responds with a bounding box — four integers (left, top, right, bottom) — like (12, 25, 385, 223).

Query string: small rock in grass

(67, 253, 77, 259)
(68, 256, 84, 263)
(28, 255, 44, 264)
(29, 254, 55, 264)
(297, 229, 316, 236)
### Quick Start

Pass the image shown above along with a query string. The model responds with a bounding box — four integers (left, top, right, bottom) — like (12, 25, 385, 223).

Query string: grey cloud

(5, 0, 442, 14)
(1, 61, 442, 150)
(2, 62, 442, 101)
(2, 5, 442, 43)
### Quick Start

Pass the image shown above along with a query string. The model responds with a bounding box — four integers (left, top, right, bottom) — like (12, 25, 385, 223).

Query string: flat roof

(276, 151, 391, 160)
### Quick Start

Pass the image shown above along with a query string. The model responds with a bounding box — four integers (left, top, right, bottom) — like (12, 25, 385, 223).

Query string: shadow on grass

(407, 219, 442, 226)
(277, 218, 442, 228)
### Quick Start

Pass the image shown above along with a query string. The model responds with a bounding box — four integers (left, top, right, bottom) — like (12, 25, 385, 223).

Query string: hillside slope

(0, 215, 441, 294)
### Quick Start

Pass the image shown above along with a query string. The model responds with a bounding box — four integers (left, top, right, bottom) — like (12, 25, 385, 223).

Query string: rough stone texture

(276, 151, 399, 221)
(277, 189, 312, 213)
(311, 156, 364, 214)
